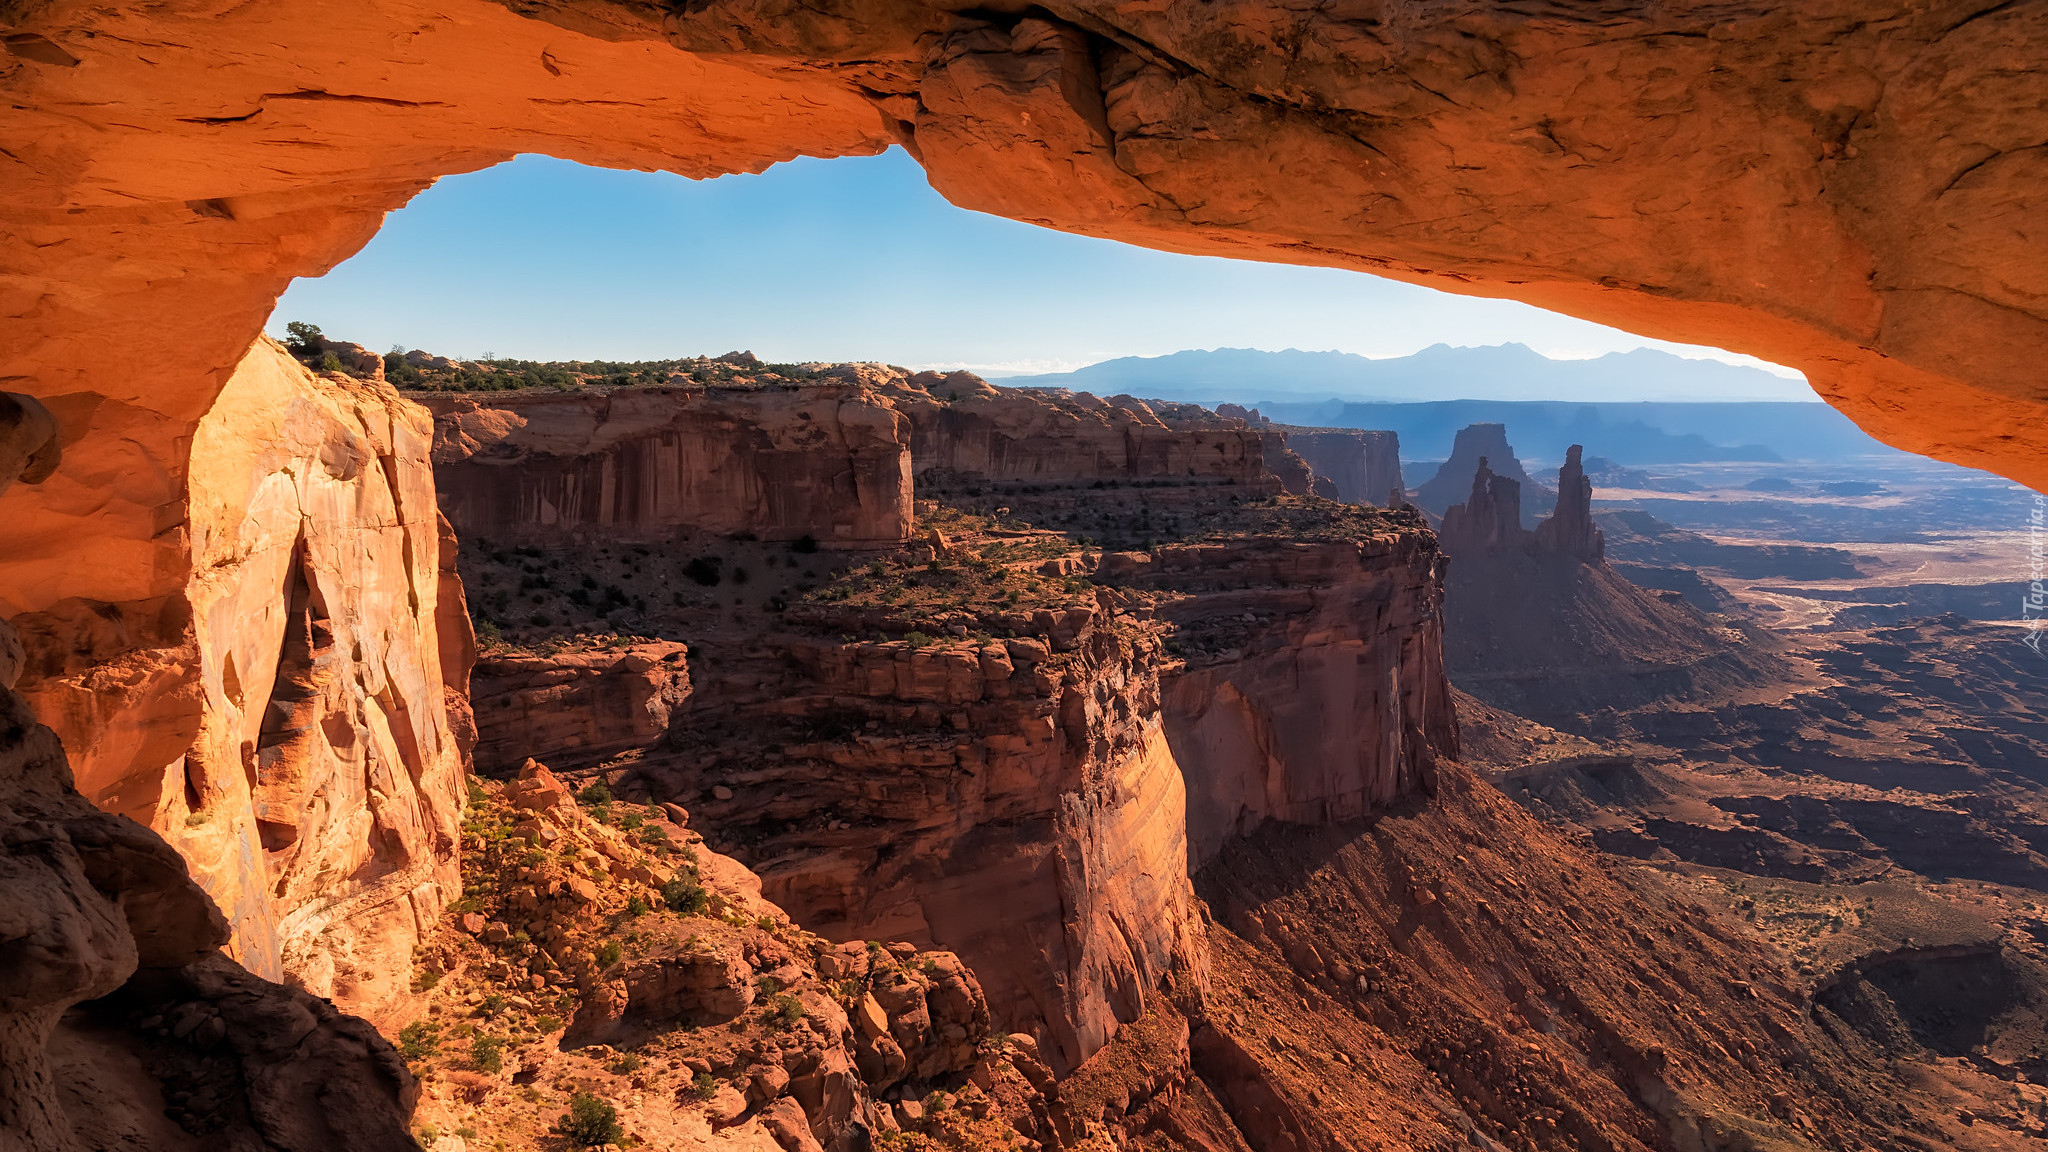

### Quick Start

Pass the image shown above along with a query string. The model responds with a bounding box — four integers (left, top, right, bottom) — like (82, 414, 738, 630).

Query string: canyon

(3, 2, 2046, 1147)
(3, 324, 2042, 1152)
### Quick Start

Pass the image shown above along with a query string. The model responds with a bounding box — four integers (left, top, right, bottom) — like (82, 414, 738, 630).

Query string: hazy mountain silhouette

(997, 343, 1814, 404)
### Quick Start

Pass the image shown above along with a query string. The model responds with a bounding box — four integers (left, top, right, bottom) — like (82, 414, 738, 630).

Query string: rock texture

(426, 387, 914, 549)
(440, 374, 1453, 1077)
(469, 639, 690, 774)
(0, 392, 59, 499)
(401, 764, 1046, 1152)
(1104, 534, 1457, 865)
(0, 607, 421, 1152)
(10, 340, 470, 1016)
(882, 379, 1273, 488)
(1438, 456, 1528, 553)
(653, 603, 1206, 1076)
(1279, 429, 1403, 507)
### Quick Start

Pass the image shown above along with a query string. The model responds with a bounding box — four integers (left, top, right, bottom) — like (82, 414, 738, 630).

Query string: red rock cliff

(469, 639, 690, 774)
(1281, 428, 1404, 507)
(1104, 531, 1457, 865)
(882, 378, 1274, 488)
(426, 386, 913, 549)
(10, 340, 471, 1016)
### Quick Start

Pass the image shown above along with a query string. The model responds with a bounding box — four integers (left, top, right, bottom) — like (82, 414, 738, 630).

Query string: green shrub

(691, 1071, 721, 1100)
(595, 940, 623, 967)
(625, 894, 650, 917)
(470, 1034, 507, 1073)
(577, 780, 613, 806)
(771, 993, 805, 1027)
(662, 876, 709, 916)
(553, 1092, 624, 1148)
(284, 320, 324, 357)
(536, 1014, 562, 1033)
(608, 1053, 644, 1075)
(397, 1020, 441, 1062)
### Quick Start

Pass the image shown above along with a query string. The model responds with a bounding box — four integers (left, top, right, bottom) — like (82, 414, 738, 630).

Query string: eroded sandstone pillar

(10, 340, 471, 1017)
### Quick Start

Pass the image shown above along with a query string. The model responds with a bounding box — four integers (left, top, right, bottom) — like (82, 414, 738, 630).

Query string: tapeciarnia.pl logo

(2026, 494, 2046, 654)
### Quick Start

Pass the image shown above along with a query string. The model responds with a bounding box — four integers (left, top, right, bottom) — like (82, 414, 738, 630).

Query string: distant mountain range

(993, 344, 1817, 404)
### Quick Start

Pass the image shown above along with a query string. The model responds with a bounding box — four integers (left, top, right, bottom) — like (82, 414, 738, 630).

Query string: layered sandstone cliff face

(880, 379, 1272, 487)
(0, 408, 419, 1151)
(644, 594, 1205, 1076)
(1279, 429, 1404, 508)
(426, 386, 913, 549)
(10, 340, 470, 1016)
(469, 639, 690, 774)
(1108, 534, 1456, 865)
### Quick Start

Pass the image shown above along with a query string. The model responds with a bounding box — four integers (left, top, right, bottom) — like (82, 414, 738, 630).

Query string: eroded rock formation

(10, 340, 470, 1016)
(469, 639, 690, 774)
(1439, 432, 1784, 724)
(1416, 423, 1551, 521)
(1280, 429, 1404, 507)
(884, 379, 1273, 488)
(427, 386, 914, 549)
(1106, 534, 1456, 865)
(431, 374, 1453, 1077)
(1533, 445, 1606, 561)
(1438, 456, 1527, 553)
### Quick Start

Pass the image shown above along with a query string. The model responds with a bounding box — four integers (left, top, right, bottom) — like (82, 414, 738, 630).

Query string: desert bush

(470, 1034, 507, 1073)
(554, 1093, 624, 1148)
(662, 875, 710, 916)
(397, 1020, 441, 1061)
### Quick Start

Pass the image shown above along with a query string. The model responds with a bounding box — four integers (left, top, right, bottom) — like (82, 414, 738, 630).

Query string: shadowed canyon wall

(11, 341, 470, 1015)
(1116, 536, 1457, 865)
(1279, 429, 1404, 507)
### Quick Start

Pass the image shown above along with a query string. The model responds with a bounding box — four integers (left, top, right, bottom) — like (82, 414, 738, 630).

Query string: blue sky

(271, 148, 1804, 382)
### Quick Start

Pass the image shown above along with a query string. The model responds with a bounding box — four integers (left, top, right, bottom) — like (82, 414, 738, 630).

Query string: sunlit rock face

(469, 639, 691, 774)
(425, 387, 915, 549)
(11, 340, 470, 1016)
